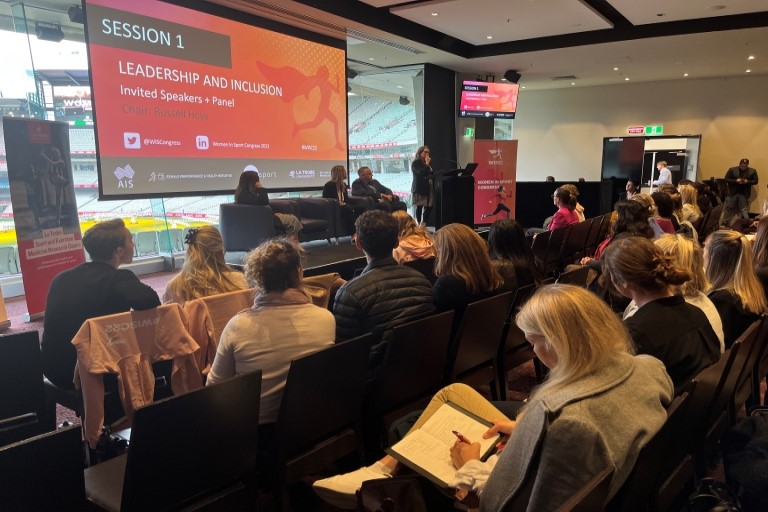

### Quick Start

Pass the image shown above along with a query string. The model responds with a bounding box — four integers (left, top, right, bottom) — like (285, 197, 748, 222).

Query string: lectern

(434, 170, 474, 228)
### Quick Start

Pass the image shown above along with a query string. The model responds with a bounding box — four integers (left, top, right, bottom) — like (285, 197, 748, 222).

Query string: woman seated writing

(207, 238, 335, 437)
(391, 210, 435, 264)
(234, 169, 304, 251)
(704, 230, 767, 348)
(314, 284, 674, 510)
(601, 236, 720, 391)
(163, 225, 248, 305)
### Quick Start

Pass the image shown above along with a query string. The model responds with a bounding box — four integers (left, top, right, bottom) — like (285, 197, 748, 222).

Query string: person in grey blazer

(314, 284, 674, 511)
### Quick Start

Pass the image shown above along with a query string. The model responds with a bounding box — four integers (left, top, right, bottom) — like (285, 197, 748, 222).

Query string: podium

(434, 170, 474, 228)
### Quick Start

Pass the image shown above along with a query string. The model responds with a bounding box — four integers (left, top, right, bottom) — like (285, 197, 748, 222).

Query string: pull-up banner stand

(473, 140, 518, 225)
(3, 118, 85, 320)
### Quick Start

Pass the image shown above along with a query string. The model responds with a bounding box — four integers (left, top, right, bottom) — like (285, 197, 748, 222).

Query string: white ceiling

(3, 0, 767, 98)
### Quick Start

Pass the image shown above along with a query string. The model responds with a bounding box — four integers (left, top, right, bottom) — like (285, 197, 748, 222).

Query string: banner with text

(473, 140, 518, 225)
(3, 118, 85, 316)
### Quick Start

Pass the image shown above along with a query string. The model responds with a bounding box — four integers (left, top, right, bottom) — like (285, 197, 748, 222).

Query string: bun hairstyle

(554, 186, 574, 211)
(601, 236, 691, 291)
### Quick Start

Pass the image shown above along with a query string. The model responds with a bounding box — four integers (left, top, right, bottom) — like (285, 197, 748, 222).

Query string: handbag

(686, 478, 742, 512)
(356, 476, 428, 512)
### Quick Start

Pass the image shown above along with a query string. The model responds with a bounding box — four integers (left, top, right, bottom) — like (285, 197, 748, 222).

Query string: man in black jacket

(724, 158, 758, 223)
(351, 166, 407, 212)
(41, 219, 160, 388)
(333, 210, 433, 367)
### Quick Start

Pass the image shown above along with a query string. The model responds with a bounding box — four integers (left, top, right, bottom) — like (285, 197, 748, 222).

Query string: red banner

(2, 118, 86, 317)
(473, 140, 518, 225)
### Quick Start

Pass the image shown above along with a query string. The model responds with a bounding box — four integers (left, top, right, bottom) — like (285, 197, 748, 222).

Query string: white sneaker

(313, 462, 393, 509)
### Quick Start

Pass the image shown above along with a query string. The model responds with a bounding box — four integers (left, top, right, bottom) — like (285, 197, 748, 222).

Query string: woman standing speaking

(411, 145, 434, 225)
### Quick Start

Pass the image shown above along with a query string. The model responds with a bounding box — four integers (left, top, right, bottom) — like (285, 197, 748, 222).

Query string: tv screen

(83, 0, 347, 199)
(458, 81, 518, 119)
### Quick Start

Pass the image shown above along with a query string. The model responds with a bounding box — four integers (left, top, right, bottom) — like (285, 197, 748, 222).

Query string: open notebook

(386, 402, 501, 488)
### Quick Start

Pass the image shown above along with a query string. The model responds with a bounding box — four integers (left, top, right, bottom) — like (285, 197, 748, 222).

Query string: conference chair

(555, 466, 614, 512)
(542, 225, 569, 276)
(0, 246, 16, 274)
(134, 230, 158, 256)
(0, 425, 85, 511)
(446, 292, 514, 400)
(0, 331, 53, 446)
(556, 265, 591, 288)
(84, 371, 263, 511)
(698, 203, 724, 242)
(368, 311, 454, 431)
(583, 214, 607, 257)
(270, 333, 373, 509)
(728, 317, 767, 421)
(219, 203, 276, 258)
(530, 229, 551, 270)
(496, 283, 538, 400)
(606, 392, 693, 512)
(558, 218, 593, 268)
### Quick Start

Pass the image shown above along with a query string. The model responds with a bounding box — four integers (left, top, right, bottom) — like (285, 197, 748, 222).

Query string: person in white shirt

(651, 160, 672, 186)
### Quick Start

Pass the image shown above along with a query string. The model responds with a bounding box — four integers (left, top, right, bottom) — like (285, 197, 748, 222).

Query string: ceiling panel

(390, 0, 612, 45)
(610, 0, 768, 25)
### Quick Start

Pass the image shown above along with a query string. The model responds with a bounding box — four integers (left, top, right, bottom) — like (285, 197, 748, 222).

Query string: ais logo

(124, 132, 141, 149)
(114, 164, 135, 189)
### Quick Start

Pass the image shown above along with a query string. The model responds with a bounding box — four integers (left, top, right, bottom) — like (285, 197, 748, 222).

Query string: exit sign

(644, 125, 664, 135)
(464, 127, 475, 137)
(627, 126, 644, 134)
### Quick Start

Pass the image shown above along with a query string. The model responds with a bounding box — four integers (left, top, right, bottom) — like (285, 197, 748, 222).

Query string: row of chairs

(133, 228, 193, 257)
(531, 214, 612, 277)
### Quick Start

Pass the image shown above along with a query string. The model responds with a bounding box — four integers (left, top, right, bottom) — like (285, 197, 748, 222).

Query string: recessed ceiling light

(746, 69, 752, 73)
(625, 77, 630, 81)
(613, 67, 619, 71)
(369, 57, 375, 61)
(486, 36, 493, 40)
(684, 73, 689, 77)
(431, 12, 438, 16)
(570, 82, 575, 86)
(501, 78, 507, 81)
(396, 85, 402, 89)
(748, 55, 755, 60)
(521, 86, 526, 89)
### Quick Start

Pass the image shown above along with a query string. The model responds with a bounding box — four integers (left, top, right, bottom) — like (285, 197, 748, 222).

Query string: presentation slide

(84, 0, 347, 198)
(458, 81, 519, 119)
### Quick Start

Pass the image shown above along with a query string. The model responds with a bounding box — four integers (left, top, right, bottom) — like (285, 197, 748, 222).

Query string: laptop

(84, 371, 262, 512)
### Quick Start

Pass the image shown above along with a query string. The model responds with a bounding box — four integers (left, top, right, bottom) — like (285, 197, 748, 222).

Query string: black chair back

(543, 225, 569, 275)
(277, 334, 372, 464)
(448, 292, 513, 389)
(559, 218, 593, 266)
(373, 311, 454, 418)
(219, 203, 275, 253)
(0, 425, 85, 511)
(556, 265, 592, 288)
(0, 331, 52, 444)
(556, 466, 614, 512)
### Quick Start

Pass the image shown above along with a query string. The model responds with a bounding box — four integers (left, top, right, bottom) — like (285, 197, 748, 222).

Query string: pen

(452, 430, 471, 444)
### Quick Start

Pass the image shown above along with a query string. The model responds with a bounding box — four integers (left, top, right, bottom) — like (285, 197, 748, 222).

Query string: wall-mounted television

(84, 0, 347, 199)
(458, 80, 519, 119)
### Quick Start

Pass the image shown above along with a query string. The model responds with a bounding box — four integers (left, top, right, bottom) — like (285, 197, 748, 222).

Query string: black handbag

(687, 478, 742, 512)
(356, 476, 428, 512)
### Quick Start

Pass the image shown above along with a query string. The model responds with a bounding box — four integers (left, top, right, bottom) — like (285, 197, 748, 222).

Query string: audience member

(581, 200, 653, 269)
(724, 158, 758, 223)
(704, 230, 767, 348)
(314, 284, 673, 511)
(622, 178, 639, 200)
(679, 179, 714, 214)
(601, 236, 720, 392)
(410, 146, 434, 225)
(651, 192, 678, 234)
(624, 234, 725, 352)
(207, 238, 334, 428)
(488, 219, 541, 291)
(545, 175, 555, 183)
(631, 194, 665, 237)
(333, 210, 434, 366)
(433, 223, 503, 336)
(322, 165, 357, 235)
(679, 184, 702, 224)
(163, 226, 248, 305)
(351, 166, 406, 212)
(234, 170, 304, 250)
(548, 186, 580, 231)
(561, 184, 585, 221)
(41, 219, 160, 388)
(391, 210, 435, 264)
(752, 217, 768, 297)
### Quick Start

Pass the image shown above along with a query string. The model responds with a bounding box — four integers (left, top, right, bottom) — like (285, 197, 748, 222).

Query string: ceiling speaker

(35, 22, 65, 42)
(68, 5, 85, 24)
(503, 70, 522, 84)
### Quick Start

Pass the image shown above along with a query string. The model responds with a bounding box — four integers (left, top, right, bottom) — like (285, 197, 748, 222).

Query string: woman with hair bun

(548, 186, 580, 231)
(601, 236, 720, 391)
(704, 230, 767, 348)
(163, 225, 248, 305)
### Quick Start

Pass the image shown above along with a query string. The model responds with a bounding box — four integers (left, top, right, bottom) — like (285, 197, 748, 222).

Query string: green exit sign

(645, 125, 664, 135)
(464, 127, 475, 137)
